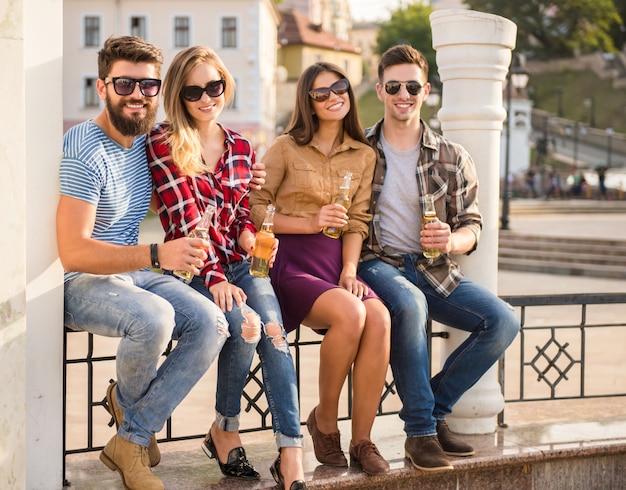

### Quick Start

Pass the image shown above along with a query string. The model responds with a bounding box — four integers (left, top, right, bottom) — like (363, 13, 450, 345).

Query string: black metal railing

(63, 292, 626, 486)
(498, 292, 626, 425)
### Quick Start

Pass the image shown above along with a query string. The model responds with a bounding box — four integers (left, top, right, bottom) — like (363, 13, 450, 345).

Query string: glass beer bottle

(422, 194, 441, 259)
(250, 204, 276, 277)
(174, 205, 215, 282)
(323, 171, 352, 238)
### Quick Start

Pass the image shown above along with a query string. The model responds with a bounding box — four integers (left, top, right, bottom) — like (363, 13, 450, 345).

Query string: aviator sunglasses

(308, 78, 350, 102)
(181, 79, 226, 102)
(384, 80, 423, 96)
(104, 77, 162, 97)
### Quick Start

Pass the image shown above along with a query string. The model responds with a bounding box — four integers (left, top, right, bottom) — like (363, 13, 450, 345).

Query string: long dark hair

(285, 62, 367, 146)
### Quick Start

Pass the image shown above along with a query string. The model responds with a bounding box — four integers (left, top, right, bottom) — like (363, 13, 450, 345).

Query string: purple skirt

(270, 233, 379, 333)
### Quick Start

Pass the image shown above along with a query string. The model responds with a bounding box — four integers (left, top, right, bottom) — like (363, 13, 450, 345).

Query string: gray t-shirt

(378, 131, 422, 254)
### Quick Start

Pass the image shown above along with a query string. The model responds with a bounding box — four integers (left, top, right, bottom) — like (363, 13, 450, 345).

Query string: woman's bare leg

(303, 288, 366, 433)
(350, 298, 391, 444)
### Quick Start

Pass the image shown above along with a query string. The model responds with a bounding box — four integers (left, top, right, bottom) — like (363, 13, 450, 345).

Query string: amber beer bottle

(421, 194, 441, 259)
(174, 206, 215, 282)
(250, 204, 276, 277)
(323, 171, 352, 238)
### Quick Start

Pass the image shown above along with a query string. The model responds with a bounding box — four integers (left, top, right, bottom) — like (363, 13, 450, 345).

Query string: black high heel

(201, 430, 260, 479)
(270, 453, 307, 489)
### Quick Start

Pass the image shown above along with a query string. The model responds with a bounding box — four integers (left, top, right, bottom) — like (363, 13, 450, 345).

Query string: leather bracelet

(150, 243, 161, 269)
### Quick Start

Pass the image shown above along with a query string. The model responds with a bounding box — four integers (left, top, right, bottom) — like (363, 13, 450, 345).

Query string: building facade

(63, 0, 281, 148)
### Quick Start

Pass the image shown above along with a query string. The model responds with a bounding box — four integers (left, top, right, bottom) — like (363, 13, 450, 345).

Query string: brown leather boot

(100, 434, 164, 490)
(106, 380, 161, 467)
(436, 420, 475, 456)
(405, 435, 453, 472)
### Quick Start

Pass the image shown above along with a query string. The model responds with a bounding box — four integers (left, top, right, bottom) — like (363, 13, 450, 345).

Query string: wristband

(150, 243, 161, 269)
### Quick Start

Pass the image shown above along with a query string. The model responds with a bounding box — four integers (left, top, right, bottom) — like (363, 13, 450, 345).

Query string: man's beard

(106, 94, 158, 137)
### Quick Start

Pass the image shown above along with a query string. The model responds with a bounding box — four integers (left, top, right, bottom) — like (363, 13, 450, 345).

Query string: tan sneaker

(100, 434, 164, 490)
(405, 436, 453, 472)
(105, 380, 161, 467)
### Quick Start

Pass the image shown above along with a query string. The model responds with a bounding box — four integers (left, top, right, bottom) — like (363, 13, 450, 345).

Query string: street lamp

(501, 54, 530, 230)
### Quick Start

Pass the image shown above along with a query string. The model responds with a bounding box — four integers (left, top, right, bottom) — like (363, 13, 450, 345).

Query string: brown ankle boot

(100, 434, 164, 490)
(106, 380, 161, 467)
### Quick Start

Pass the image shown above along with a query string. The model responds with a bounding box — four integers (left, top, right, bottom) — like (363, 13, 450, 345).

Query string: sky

(347, 0, 467, 23)
(347, 0, 402, 22)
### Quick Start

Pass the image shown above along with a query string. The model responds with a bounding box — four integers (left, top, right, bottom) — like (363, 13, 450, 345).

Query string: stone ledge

(65, 407, 626, 489)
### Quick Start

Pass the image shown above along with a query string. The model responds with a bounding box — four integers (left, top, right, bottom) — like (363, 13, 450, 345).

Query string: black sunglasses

(384, 80, 423, 96)
(181, 79, 226, 102)
(309, 78, 349, 102)
(104, 77, 161, 97)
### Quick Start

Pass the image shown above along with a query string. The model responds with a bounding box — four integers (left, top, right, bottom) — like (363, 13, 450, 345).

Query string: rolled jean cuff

(215, 411, 240, 432)
(275, 432, 304, 449)
(406, 430, 437, 439)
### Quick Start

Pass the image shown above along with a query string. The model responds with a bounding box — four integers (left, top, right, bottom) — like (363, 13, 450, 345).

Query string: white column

(25, 0, 65, 487)
(0, 0, 64, 488)
(0, 0, 27, 487)
(430, 9, 517, 433)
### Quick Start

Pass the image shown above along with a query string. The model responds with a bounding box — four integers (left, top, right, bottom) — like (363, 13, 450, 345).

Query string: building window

(221, 17, 237, 48)
(174, 16, 190, 48)
(130, 16, 147, 39)
(84, 78, 99, 108)
(84, 16, 100, 47)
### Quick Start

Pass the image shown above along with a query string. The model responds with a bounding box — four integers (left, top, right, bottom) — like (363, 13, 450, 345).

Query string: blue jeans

(64, 270, 228, 448)
(358, 256, 519, 438)
(189, 259, 302, 449)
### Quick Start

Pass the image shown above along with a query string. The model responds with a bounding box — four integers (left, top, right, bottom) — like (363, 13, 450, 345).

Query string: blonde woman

(146, 46, 305, 489)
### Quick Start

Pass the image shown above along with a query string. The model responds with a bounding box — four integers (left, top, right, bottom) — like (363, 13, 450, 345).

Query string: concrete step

(507, 198, 626, 215)
(498, 232, 626, 278)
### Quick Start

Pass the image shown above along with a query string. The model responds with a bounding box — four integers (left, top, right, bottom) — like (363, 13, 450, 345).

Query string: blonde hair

(162, 46, 235, 176)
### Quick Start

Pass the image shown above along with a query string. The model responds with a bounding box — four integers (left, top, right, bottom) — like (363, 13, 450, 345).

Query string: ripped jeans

(189, 259, 302, 448)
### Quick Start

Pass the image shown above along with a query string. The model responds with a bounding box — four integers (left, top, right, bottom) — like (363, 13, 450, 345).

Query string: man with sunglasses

(56, 36, 229, 490)
(357, 44, 520, 471)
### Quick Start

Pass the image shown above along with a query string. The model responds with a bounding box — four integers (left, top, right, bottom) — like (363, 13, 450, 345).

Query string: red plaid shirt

(147, 122, 256, 288)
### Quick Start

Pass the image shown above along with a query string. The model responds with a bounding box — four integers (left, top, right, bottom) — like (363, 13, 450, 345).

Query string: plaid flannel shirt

(361, 119, 483, 297)
(147, 122, 256, 288)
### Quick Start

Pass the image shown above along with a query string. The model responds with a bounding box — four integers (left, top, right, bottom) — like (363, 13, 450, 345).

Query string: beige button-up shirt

(250, 133, 376, 239)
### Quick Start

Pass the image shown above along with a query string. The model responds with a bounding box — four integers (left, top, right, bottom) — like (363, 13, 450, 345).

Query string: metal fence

(63, 292, 626, 486)
(498, 292, 626, 425)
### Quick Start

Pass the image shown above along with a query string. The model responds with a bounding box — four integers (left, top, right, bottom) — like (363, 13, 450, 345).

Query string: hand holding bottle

(421, 194, 441, 259)
(174, 206, 215, 281)
(323, 171, 352, 238)
(250, 204, 276, 277)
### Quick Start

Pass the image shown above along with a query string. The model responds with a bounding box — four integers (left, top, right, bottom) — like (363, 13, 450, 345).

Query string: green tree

(376, 3, 439, 84)
(464, 0, 622, 58)
(609, 0, 626, 49)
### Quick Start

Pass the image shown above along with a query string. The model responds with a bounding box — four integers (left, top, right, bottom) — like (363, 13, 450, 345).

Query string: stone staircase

(498, 231, 626, 279)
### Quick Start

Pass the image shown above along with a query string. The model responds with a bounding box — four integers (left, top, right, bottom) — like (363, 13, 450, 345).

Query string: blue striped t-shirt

(59, 121, 152, 249)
